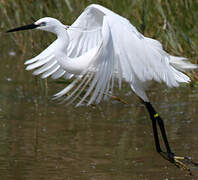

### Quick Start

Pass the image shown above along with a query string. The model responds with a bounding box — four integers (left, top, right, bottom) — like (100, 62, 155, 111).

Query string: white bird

(7, 4, 198, 173)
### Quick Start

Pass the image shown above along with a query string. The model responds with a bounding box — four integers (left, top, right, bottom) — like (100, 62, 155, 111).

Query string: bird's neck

(55, 27, 68, 39)
(54, 27, 70, 49)
(58, 44, 102, 75)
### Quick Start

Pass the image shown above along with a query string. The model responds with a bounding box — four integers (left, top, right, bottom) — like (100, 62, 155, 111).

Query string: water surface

(1, 15, 198, 180)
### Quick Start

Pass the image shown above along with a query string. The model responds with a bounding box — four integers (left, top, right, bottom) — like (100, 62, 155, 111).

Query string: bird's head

(7, 17, 68, 34)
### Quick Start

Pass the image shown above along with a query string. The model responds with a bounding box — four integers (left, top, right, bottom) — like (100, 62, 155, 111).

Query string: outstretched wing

(67, 5, 104, 58)
(54, 16, 118, 106)
(24, 13, 119, 106)
(83, 5, 192, 102)
(24, 42, 68, 80)
(67, 4, 142, 58)
(25, 4, 105, 81)
(25, 4, 194, 105)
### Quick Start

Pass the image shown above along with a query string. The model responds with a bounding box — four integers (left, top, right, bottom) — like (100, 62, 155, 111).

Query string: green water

(0, 1, 198, 180)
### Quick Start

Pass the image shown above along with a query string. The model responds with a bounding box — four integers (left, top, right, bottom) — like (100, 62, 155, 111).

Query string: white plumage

(7, 5, 198, 170)
(13, 4, 197, 106)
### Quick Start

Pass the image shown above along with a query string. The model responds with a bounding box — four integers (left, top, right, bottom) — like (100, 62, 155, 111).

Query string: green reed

(0, 0, 197, 80)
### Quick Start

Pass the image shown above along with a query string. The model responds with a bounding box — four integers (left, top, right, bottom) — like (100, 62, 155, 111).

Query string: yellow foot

(174, 156, 192, 175)
(159, 152, 198, 175)
(175, 156, 198, 174)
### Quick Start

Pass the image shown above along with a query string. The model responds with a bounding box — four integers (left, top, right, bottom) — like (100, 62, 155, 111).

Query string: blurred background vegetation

(1, 2, 198, 179)
(0, 0, 198, 79)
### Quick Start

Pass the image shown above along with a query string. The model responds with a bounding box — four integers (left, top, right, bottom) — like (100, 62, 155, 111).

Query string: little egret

(7, 4, 198, 173)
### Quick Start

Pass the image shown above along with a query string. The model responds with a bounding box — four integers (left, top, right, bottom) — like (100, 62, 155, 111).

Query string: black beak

(6, 23, 39, 33)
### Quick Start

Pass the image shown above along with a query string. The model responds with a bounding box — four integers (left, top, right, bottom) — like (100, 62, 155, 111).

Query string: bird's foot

(159, 152, 198, 175)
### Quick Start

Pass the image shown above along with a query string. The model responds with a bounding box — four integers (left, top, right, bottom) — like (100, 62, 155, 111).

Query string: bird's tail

(169, 56, 197, 72)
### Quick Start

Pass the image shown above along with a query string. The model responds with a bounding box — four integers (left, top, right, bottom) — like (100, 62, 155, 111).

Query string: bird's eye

(40, 22, 46, 26)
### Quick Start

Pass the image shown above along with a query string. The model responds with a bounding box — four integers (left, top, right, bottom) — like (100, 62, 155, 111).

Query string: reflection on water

(1, 38, 198, 180)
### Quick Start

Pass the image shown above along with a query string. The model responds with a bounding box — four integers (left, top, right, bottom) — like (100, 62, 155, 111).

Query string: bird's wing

(109, 19, 191, 84)
(107, 16, 191, 100)
(67, 5, 104, 58)
(25, 4, 193, 105)
(24, 14, 117, 106)
(53, 15, 118, 106)
(24, 41, 68, 80)
(24, 5, 105, 81)
(69, 4, 191, 102)
(67, 4, 143, 58)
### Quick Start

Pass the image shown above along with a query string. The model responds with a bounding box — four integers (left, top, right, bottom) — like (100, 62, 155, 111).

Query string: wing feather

(67, 5, 103, 58)
(41, 64, 60, 79)
(26, 55, 55, 71)
(55, 15, 116, 106)
(33, 59, 57, 75)
(24, 4, 194, 105)
(51, 69, 66, 79)
(65, 72, 94, 105)
(70, 4, 192, 102)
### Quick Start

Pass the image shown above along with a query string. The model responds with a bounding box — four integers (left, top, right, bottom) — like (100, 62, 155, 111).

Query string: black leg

(142, 100, 198, 174)
(144, 102, 162, 153)
(144, 102, 173, 155)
